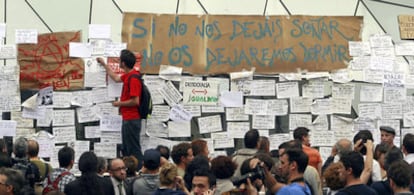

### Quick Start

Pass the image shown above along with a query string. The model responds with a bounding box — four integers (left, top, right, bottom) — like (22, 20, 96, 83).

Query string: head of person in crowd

(0, 167, 25, 195)
(258, 136, 270, 154)
(211, 155, 237, 180)
(239, 157, 265, 191)
(244, 129, 260, 149)
(13, 137, 28, 159)
(184, 155, 210, 190)
(383, 146, 404, 172)
(402, 133, 414, 155)
(335, 138, 353, 157)
(191, 139, 209, 158)
(293, 127, 311, 147)
(338, 151, 364, 185)
(171, 142, 194, 169)
(323, 162, 346, 192)
(387, 160, 413, 194)
(97, 156, 108, 176)
(122, 156, 138, 177)
(78, 151, 104, 195)
(109, 158, 127, 182)
(143, 149, 161, 172)
(156, 145, 170, 160)
(278, 149, 309, 183)
(253, 153, 275, 171)
(374, 143, 391, 169)
(120, 49, 136, 70)
(0, 153, 11, 168)
(58, 146, 75, 169)
(27, 139, 39, 159)
(191, 169, 216, 195)
(159, 163, 178, 187)
(379, 126, 396, 147)
(353, 130, 374, 155)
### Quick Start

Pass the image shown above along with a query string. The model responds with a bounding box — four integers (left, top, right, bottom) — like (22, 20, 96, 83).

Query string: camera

(231, 165, 265, 186)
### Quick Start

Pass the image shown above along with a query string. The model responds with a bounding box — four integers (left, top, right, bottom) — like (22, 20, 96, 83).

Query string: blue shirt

(277, 182, 311, 195)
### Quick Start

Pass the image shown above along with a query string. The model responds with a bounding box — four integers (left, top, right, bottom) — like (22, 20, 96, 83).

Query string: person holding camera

(250, 149, 311, 195)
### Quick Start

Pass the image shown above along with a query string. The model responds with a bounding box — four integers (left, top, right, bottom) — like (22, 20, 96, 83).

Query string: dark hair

(403, 133, 414, 153)
(78, 151, 103, 195)
(13, 137, 28, 158)
(156, 145, 170, 160)
(282, 149, 308, 173)
(278, 140, 302, 150)
(192, 168, 216, 188)
(184, 155, 210, 190)
(254, 153, 275, 171)
(353, 130, 373, 155)
(211, 155, 237, 179)
(0, 153, 12, 167)
(120, 49, 136, 69)
(293, 127, 310, 141)
(258, 136, 270, 153)
(0, 167, 25, 195)
(27, 140, 39, 158)
(340, 151, 364, 178)
(387, 160, 412, 188)
(374, 143, 390, 161)
(383, 147, 403, 171)
(171, 142, 192, 164)
(122, 156, 138, 177)
(58, 146, 75, 167)
(244, 129, 259, 149)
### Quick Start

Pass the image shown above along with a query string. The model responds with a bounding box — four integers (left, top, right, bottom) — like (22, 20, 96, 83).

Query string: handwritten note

(11, 111, 33, 128)
(348, 41, 371, 56)
(0, 120, 17, 137)
(290, 97, 312, 113)
(332, 83, 355, 99)
(170, 104, 192, 122)
(159, 81, 182, 106)
(151, 105, 170, 121)
(15, 29, 38, 44)
(211, 132, 234, 149)
(104, 42, 126, 57)
(201, 105, 225, 113)
(71, 91, 93, 107)
(145, 118, 168, 138)
(289, 114, 312, 130)
(360, 85, 383, 102)
(100, 114, 122, 131)
(52, 109, 75, 127)
(231, 80, 275, 96)
(52, 92, 72, 108)
(94, 143, 117, 159)
(84, 126, 101, 139)
(198, 115, 222, 134)
(219, 91, 243, 107)
(269, 133, 290, 151)
(302, 79, 326, 98)
(311, 131, 335, 147)
(225, 107, 249, 121)
(36, 108, 53, 127)
(168, 121, 191, 137)
(207, 77, 230, 92)
(382, 103, 402, 119)
(0, 45, 17, 59)
(33, 131, 54, 158)
(252, 115, 275, 129)
(53, 126, 76, 144)
(358, 103, 382, 120)
(227, 122, 250, 139)
(183, 105, 201, 117)
(276, 82, 299, 99)
(76, 106, 99, 123)
(311, 98, 332, 115)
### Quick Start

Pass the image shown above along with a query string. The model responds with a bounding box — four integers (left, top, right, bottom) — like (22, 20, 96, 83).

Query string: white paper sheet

(99, 114, 122, 131)
(198, 115, 222, 134)
(168, 121, 191, 137)
(88, 24, 111, 39)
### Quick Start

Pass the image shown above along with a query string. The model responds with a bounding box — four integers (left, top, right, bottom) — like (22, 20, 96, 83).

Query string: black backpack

(127, 74, 153, 119)
(12, 159, 40, 188)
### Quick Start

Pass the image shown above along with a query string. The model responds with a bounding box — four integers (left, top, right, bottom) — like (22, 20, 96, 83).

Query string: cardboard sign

(183, 81, 219, 105)
(122, 14, 363, 74)
(18, 31, 84, 90)
(398, 15, 414, 39)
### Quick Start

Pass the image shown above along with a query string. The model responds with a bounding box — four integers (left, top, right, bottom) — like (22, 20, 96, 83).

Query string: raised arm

(96, 57, 122, 82)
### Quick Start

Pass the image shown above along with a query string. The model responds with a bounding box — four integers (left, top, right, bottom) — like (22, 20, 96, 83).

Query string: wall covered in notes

(0, 0, 413, 165)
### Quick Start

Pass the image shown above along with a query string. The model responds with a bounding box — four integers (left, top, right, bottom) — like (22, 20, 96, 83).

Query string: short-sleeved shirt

(120, 70, 142, 120)
(46, 167, 76, 192)
(276, 182, 311, 195)
(302, 145, 322, 170)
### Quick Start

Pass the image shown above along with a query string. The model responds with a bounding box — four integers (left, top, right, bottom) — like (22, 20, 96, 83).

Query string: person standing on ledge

(97, 49, 143, 169)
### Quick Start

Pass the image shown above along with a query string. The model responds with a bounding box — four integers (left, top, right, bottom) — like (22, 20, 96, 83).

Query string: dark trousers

(122, 119, 143, 169)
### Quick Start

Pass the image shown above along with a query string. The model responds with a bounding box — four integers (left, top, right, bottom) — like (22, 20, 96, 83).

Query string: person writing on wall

(97, 50, 143, 169)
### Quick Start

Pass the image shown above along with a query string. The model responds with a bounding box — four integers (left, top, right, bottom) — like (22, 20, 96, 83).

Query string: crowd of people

(1, 126, 414, 195)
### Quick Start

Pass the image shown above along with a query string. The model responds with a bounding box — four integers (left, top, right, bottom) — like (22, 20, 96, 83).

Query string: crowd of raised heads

(1, 126, 414, 195)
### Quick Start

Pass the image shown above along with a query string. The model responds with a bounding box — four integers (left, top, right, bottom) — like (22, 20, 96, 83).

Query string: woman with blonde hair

(154, 163, 190, 195)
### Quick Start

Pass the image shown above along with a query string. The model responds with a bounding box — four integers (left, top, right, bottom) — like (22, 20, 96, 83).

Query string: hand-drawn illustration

(18, 31, 84, 90)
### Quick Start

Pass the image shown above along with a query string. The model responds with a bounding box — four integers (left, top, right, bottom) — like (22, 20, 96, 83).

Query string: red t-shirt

(302, 145, 322, 170)
(120, 70, 142, 120)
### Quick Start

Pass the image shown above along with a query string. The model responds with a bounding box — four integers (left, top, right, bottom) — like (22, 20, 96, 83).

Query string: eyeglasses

(111, 167, 127, 172)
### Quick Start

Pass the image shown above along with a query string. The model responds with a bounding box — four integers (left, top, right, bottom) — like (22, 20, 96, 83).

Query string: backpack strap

(126, 73, 141, 94)
(52, 171, 71, 187)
